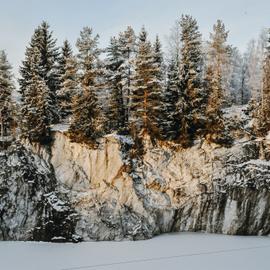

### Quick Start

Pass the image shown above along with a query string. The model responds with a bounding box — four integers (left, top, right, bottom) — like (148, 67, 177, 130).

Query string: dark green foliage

(105, 37, 126, 133)
(130, 27, 163, 138)
(20, 49, 52, 144)
(19, 21, 60, 123)
(118, 26, 137, 124)
(58, 39, 73, 82)
(160, 59, 181, 140)
(69, 27, 101, 144)
(57, 40, 78, 117)
(178, 15, 205, 143)
(0, 51, 14, 140)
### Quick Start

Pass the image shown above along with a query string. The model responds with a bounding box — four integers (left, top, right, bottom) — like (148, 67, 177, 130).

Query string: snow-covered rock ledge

(1, 131, 270, 241)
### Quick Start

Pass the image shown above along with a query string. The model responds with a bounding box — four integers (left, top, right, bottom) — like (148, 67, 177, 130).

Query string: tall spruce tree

(228, 47, 243, 105)
(19, 21, 60, 123)
(69, 27, 101, 144)
(160, 58, 180, 140)
(57, 40, 78, 117)
(21, 48, 52, 143)
(205, 20, 230, 142)
(178, 15, 205, 143)
(118, 26, 136, 125)
(255, 30, 270, 135)
(153, 36, 166, 138)
(207, 20, 229, 108)
(58, 40, 73, 82)
(0, 51, 14, 140)
(130, 27, 162, 138)
(105, 37, 126, 132)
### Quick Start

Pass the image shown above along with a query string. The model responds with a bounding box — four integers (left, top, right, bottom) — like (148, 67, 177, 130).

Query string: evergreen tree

(204, 64, 222, 120)
(239, 50, 250, 105)
(255, 30, 270, 135)
(205, 20, 230, 143)
(57, 40, 78, 117)
(153, 36, 163, 75)
(0, 51, 14, 139)
(206, 20, 229, 107)
(160, 58, 180, 140)
(58, 56, 79, 118)
(19, 21, 60, 123)
(19, 28, 41, 98)
(105, 37, 126, 132)
(118, 26, 136, 124)
(130, 27, 162, 138)
(178, 15, 205, 143)
(21, 48, 52, 143)
(38, 21, 60, 94)
(58, 40, 73, 82)
(69, 27, 101, 144)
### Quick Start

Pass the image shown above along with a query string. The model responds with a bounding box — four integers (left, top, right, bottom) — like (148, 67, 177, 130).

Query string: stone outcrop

(1, 127, 270, 241)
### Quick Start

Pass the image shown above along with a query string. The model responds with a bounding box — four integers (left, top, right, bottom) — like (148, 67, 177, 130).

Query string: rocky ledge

(0, 129, 270, 241)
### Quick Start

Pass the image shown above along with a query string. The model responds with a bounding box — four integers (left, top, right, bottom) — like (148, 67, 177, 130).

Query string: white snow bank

(223, 105, 248, 120)
(0, 233, 269, 270)
(50, 123, 70, 132)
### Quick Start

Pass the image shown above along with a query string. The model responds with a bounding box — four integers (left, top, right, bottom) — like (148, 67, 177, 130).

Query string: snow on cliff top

(223, 105, 249, 121)
(50, 123, 70, 132)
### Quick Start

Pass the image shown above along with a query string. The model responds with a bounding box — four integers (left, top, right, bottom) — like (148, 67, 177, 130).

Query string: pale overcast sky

(0, 0, 269, 77)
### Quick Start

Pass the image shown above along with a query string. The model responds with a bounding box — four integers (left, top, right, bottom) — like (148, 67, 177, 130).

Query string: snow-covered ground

(0, 233, 269, 270)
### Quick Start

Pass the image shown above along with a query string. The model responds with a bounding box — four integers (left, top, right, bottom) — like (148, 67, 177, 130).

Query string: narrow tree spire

(130, 27, 162, 138)
(178, 14, 204, 144)
(0, 51, 14, 142)
(19, 21, 60, 123)
(69, 27, 101, 144)
(255, 29, 270, 135)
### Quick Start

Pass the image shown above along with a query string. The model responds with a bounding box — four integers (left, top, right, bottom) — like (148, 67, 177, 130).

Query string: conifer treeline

(1, 16, 270, 146)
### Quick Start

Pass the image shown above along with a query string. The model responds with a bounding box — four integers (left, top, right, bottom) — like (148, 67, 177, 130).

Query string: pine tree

(152, 35, 167, 137)
(69, 27, 101, 144)
(58, 40, 73, 82)
(153, 36, 163, 75)
(130, 27, 162, 138)
(255, 30, 270, 135)
(57, 40, 78, 117)
(205, 20, 231, 143)
(19, 21, 60, 123)
(206, 20, 229, 107)
(104, 37, 126, 132)
(20, 48, 52, 143)
(19, 28, 41, 98)
(160, 58, 180, 140)
(0, 51, 14, 140)
(239, 50, 250, 105)
(178, 15, 205, 143)
(118, 26, 136, 125)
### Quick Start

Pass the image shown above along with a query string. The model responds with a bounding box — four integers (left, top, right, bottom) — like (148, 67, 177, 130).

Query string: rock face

(0, 143, 77, 241)
(1, 130, 270, 241)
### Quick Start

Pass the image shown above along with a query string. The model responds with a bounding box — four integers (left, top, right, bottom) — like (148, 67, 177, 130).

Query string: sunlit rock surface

(1, 120, 270, 241)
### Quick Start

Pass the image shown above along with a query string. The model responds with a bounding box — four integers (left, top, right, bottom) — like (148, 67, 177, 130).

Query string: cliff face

(1, 130, 270, 241)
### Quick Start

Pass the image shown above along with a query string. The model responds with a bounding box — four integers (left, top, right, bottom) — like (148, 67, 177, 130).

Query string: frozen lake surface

(0, 232, 269, 270)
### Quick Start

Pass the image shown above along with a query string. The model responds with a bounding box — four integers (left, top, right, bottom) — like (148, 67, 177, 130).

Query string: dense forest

(1, 15, 270, 148)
